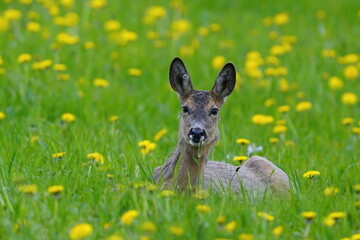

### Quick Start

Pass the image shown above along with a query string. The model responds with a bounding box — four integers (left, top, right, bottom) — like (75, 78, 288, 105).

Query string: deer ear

(211, 63, 236, 100)
(169, 57, 193, 97)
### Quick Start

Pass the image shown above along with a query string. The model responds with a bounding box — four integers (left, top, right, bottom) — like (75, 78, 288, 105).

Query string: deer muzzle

(188, 127, 207, 146)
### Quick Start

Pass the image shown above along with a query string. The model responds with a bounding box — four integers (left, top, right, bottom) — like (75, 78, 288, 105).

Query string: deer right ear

(169, 57, 193, 97)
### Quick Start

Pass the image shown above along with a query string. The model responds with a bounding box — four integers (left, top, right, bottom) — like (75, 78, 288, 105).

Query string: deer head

(169, 57, 236, 148)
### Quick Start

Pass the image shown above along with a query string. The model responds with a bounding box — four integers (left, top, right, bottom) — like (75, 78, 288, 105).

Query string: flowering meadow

(1, 0, 360, 239)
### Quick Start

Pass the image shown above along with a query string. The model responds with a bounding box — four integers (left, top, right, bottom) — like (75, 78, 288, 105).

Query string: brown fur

(154, 58, 290, 196)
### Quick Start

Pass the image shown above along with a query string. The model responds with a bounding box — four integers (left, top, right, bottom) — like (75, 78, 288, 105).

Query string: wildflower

(169, 226, 184, 236)
(4, 9, 22, 21)
(301, 211, 316, 221)
(251, 114, 274, 125)
(277, 105, 290, 113)
(26, 22, 41, 32)
(84, 41, 95, 49)
(192, 190, 209, 200)
(272, 225, 283, 237)
(138, 140, 156, 155)
(273, 13, 289, 25)
(216, 216, 226, 225)
(236, 138, 250, 145)
(141, 221, 156, 233)
(56, 32, 79, 45)
(128, 68, 142, 76)
(142, 6, 166, 24)
(322, 49, 336, 58)
(303, 171, 320, 178)
(264, 98, 276, 107)
(323, 186, 339, 196)
(323, 217, 336, 227)
(157, 190, 174, 198)
(296, 101, 312, 112)
(257, 212, 274, 221)
(238, 234, 254, 240)
(32, 60, 52, 70)
(198, 27, 209, 36)
(196, 204, 211, 213)
(328, 76, 343, 90)
(31, 136, 39, 142)
(279, 78, 290, 92)
(212, 56, 226, 70)
(170, 19, 191, 36)
(328, 211, 346, 220)
(344, 65, 359, 80)
(60, 0, 74, 7)
(145, 182, 157, 192)
(356, 201, 360, 209)
(270, 45, 286, 56)
(120, 210, 139, 225)
(87, 152, 105, 164)
(342, 92, 358, 105)
(342, 117, 354, 125)
(53, 64, 67, 71)
(69, 223, 93, 240)
(109, 115, 119, 122)
(0, 111, 6, 120)
(54, 13, 79, 27)
(316, 10, 327, 20)
(90, 0, 106, 9)
(273, 125, 287, 134)
(224, 221, 237, 232)
(154, 128, 167, 141)
(351, 234, 360, 240)
(352, 127, 360, 134)
(18, 184, 37, 194)
(61, 113, 76, 123)
(104, 20, 121, 31)
(105, 235, 123, 240)
(52, 152, 66, 158)
(354, 184, 360, 193)
(93, 78, 109, 88)
(209, 23, 221, 32)
(47, 185, 64, 195)
(108, 29, 138, 45)
(0, 17, 9, 31)
(233, 156, 248, 163)
(58, 74, 70, 81)
(106, 174, 114, 179)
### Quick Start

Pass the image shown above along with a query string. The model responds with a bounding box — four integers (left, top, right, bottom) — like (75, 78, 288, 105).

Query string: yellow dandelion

(342, 92, 358, 105)
(142, 6, 166, 24)
(236, 138, 250, 145)
(192, 190, 208, 200)
(316, 10, 327, 20)
(328, 211, 346, 220)
(264, 98, 276, 107)
(328, 76, 343, 90)
(31, 136, 39, 142)
(93, 78, 109, 88)
(354, 184, 360, 193)
(47, 185, 64, 195)
(138, 140, 156, 156)
(120, 210, 139, 225)
(257, 212, 274, 221)
(344, 65, 359, 80)
(128, 68, 142, 76)
(106, 174, 114, 179)
(323, 186, 339, 196)
(351, 234, 360, 240)
(18, 184, 37, 194)
(273, 13, 289, 25)
(105, 234, 123, 240)
(224, 221, 237, 232)
(277, 105, 290, 113)
(52, 152, 66, 158)
(109, 115, 119, 122)
(272, 225, 283, 237)
(342, 117, 354, 125)
(303, 170, 320, 179)
(61, 113, 76, 123)
(154, 128, 167, 141)
(170, 19, 191, 35)
(104, 20, 121, 31)
(26, 22, 41, 32)
(69, 223, 93, 240)
(273, 125, 287, 134)
(352, 127, 360, 134)
(32, 59, 53, 70)
(212, 55, 226, 70)
(56, 32, 79, 45)
(238, 233, 254, 240)
(251, 114, 274, 125)
(4, 9, 22, 21)
(301, 211, 316, 220)
(296, 101, 312, 112)
(322, 49, 336, 58)
(141, 221, 156, 233)
(87, 152, 105, 164)
(169, 226, 184, 236)
(157, 190, 174, 198)
(53, 64, 67, 71)
(323, 217, 336, 227)
(233, 156, 248, 162)
(84, 41, 95, 49)
(269, 137, 279, 144)
(0, 111, 6, 120)
(216, 216, 226, 225)
(90, 0, 106, 9)
(58, 73, 70, 81)
(196, 204, 211, 213)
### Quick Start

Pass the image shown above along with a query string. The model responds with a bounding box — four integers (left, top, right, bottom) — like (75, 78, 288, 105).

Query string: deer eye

(182, 106, 189, 113)
(210, 108, 219, 115)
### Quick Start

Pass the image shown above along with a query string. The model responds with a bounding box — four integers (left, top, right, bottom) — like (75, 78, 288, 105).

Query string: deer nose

(188, 128, 207, 143)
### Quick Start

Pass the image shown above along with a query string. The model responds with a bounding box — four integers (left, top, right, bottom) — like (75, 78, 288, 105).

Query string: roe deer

(153, 58, 290, 196)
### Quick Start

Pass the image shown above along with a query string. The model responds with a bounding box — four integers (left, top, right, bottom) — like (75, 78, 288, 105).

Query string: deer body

(154, 58, 290, 195)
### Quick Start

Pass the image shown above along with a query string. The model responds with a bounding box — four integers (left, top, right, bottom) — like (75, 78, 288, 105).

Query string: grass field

(1, 0, 360, 239)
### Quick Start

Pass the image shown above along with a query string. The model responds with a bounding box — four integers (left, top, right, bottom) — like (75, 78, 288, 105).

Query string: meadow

(0, 0, 360, 239)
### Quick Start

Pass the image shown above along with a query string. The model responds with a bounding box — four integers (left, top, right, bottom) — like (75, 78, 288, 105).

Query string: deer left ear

(211, 63, 236, 100)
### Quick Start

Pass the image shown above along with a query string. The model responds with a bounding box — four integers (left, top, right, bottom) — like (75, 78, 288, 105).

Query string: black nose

(188, 128, 207, 143)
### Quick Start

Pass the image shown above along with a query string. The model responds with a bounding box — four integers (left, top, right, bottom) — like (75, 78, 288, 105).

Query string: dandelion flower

(344, 65, 359, 80)
(47, 185, 64, 195)
(236, 138, 250, 145)
(257, 212, 274, 221)
(53, 64, 67, 71)
(120, 210, 139, 225)
(128, 68, 142, 76)
(328, 77, 343, 90)
(84, 41, 95, 49)
(352, 127, 360, 134)
(138, 140, 156, 155)
(342, 92, 358, 105)
(273, 13, 289, 25)
(105, 235, 123, 240)
(18, 184, 37, 194)
(224, 221, 237, 232)
(69, 223, 93, 240)
(154, 128, 167, 141)
(90, 0, 106, 9)
(56, 32, 79, 45)
(272, 225, 283, 237)
(93, 78, 109, 88)
(17, 53, 32, 63)
(233, 156, 248, 162)
(322, 49, 336, 58)
(61, 113, 76, 123)
(296, 101, 312, 112)
(157, 190, 174, 198)
(301, 211, 316, 220)
(323, 217, 336, 227)
(104, 20, 121, 31)
(141, 221, 156, 233)
(269, 137, 279, 144)
(212, 55, 226, 70)
(303, 171, 320, 178)
(109, 115, 119, 122)
(277, 105, 290, 113)
(216, 216, 226, 224)
(328, 211, 346, 220)
(323, 186, 339, 196)
(196, 204, 211, 213)
(273, 125, 287, 134)
(342, 117, 354, 125)
(238, 234, 254, 240)
(26, 22, 41, 32)
(251, 114, 274, 125)
(4, 9, 22, 21)
(52, 152, 66, 158)
(353, 184, 360, 193)
(87, 152, 105, 164)
(0, 111, 6, 120)
(192, 190, 209, 199)
(169, 226, 184, 236)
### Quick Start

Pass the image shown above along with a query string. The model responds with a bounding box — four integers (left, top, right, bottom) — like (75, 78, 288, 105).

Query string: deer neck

(173, 139, 213, 190)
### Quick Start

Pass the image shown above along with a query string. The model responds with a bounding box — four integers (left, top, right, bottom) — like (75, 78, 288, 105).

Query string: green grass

(0, 0, 360, 239)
